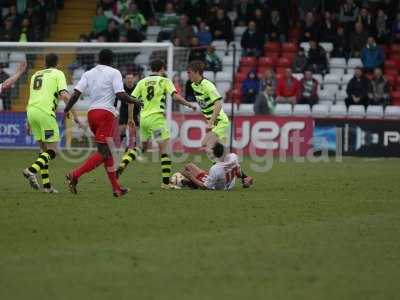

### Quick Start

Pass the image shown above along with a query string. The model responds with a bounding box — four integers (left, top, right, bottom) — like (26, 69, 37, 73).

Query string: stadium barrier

(1, 112, 399, 157)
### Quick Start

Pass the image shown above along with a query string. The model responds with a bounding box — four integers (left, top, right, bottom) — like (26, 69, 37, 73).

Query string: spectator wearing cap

(368, 68, 390, 106)
(240, 20, 264, 57)
(306, 40, 328, 74)
(276, 68, 300, 105)
(242, 70, 260, 104)
(346, 66, 370, 107)
(361, 36, 384, 73)
(298, 69, 319, 106)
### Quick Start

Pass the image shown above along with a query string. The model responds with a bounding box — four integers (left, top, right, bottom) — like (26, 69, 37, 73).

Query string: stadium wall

(1, 112, 399, 157)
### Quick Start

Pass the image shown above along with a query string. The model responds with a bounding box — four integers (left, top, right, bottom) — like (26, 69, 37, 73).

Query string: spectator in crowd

(241, 20, 264, 57)
(298, 69, 319, 106)
(368, 67, 390, 106)
(339, 0, 359, 34)
(17, 18, 35, 42)
(306, 40, 328, 74)
(331, 25, 349, 58)
(4, 5, 20, 28)
(254, 85, 276, 115)
(252, 8, 266, 34)
(298, 0, 321, 20)
(100, 0, 115, 13)
(241, 70, 260, 104)
(320, 11, 337, 43)
(183, 0, 207, 24)
(276, 68, 300, 105)
(0, 64, 11, 110)
(361, 36, 384, 73)
(92, 6, 109, 37)
(235, 0, 254, 26)
(101, 19, 120, 42)
(210, 8, 234, 44)
(292, 47, 307, 73)
(376, 9, 388, 44)
(0, 18, 16, 41)
(346, 66, 370, 107)
(267, 9, 286, 42)
(188, 37, 206, 62)
(113, 0, 130, 17)
(171, 15, 194, 47)
(350, 22, 368, 58)
(196, 21, 213, 47)
(391, 12, 400, 42)
(357, 7, 373, 33)
(123, 1, 146, 32)
(204, 46, 222, 73)
(122, 19, 144, 43)
(300, 12, 319, 42)
(157, 2, 180, 42)
(24, 5, 39, 38)
(259, 69, 277, 95)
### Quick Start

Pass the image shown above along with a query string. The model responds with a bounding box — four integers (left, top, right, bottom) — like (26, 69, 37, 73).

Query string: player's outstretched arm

(172, 93, 196, 111)
(1, 61, 27, 90)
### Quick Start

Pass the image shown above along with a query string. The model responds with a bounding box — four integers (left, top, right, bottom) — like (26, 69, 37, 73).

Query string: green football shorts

(212, 117, 230, 142)
(27, 106, 60, 143)
(140, 113, 170, 141)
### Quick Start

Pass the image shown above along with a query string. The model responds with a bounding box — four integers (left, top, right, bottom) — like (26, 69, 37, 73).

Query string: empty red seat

(235, 72, 247, 83)
(385, 69, 398, 77)
(238, 65, 254, 74)
(264, 42, 281, 54)
(390, 91, 400, 104)
(227, 88, 243, 103)
(239, 56, 257, 67)
(277, 57, 292, 68)
(282, 42, 298, 53)
(276, 67, 287, 75)
(258, 56, 276, 68)
(264, 51, 280, 60)
(384, 60, 397, 70)
(281, 52, 296, 61)
(390, 44, 400, 55)
(384, 74, 397, 90)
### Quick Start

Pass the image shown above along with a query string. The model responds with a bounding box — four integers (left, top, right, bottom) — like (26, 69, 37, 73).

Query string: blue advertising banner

(0, 112, 65, 148)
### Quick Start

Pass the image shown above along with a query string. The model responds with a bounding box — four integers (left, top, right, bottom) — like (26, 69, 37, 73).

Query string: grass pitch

(0, 150, 399, 300)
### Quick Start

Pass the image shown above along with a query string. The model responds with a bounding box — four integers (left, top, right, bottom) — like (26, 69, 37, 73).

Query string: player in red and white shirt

(0, 61, 27, 94)
(180, 143, 253, 190)
(64, 49, 138, 197)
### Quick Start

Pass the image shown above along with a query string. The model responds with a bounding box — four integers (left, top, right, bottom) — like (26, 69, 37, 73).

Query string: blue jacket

(242, 71, 260, 96)
(361, 45, 384, 69)
(196, 31, 213, 46)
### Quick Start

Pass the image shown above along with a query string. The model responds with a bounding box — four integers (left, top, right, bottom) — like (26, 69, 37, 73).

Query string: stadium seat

(293, 104, 311, 117)
(384, 74, 397, 90)
(292, 73, 304, 81)
(237, 104, 254, 115)
(347, 58, 363, 69)
(240, 56, 257, 68)
(226, 88, 242, 103)
(311, 104, 330, 117)
(389, 43, 400, 56)
(300, 42, 311, 54)
(384, 105, 400, 119)
(258, 56, 276, 68)
(211, 40, 227, 50)
(329, 104, 347, 118)
(216, 82, 231, 95)
(313, 74, 323, 84)
(234, 26, 247, 41)
(384, 60, 397, 71)
(319, 42, 333, 55)
(274, 103, 292, 116)
(384, 69, 398, 77)
(281, 42, 298, 53)
(215, 71, 231, 82)
(264, 42, 281, 54)
(319, 100, 333, 108)
(330, 68, 345, 76)
(276, 57, 292, 68)
(341, 74, 354, 85)
(319, 89, 335, 103)
(390, 91, 400, 104)
(330, 58, 346, 69)
(146, 26, 161, 41)
(203, 71, 215, 81)
(323, 84, 340, 94)
(335, 90, 347, 103)
(281, 52, 296, 62)
(223, 103, 235, 115)
(366, 105, 384, 119)
(323, 74, 341, 89)
(264, 51, 280, 60)
(348, 105, 365, 118)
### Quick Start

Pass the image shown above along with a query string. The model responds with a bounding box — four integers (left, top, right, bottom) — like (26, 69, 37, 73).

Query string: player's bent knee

(97, 143, 111, 159)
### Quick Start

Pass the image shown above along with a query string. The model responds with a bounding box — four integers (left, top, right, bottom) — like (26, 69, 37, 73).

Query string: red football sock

(73, 152, 105, 179)
(104, 156, 121, 191)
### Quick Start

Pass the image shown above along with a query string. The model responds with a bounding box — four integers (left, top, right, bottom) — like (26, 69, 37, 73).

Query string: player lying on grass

(23, 54, 82, 193)
(0, 61, 26, 93)
(177, 142, 250, 190)
(117, 59, 197, 189)
(187, 60, 253, 188)
(64, 49, 139, 197)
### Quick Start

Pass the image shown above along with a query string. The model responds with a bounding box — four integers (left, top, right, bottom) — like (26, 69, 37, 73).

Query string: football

(170, 172, 185, 187)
